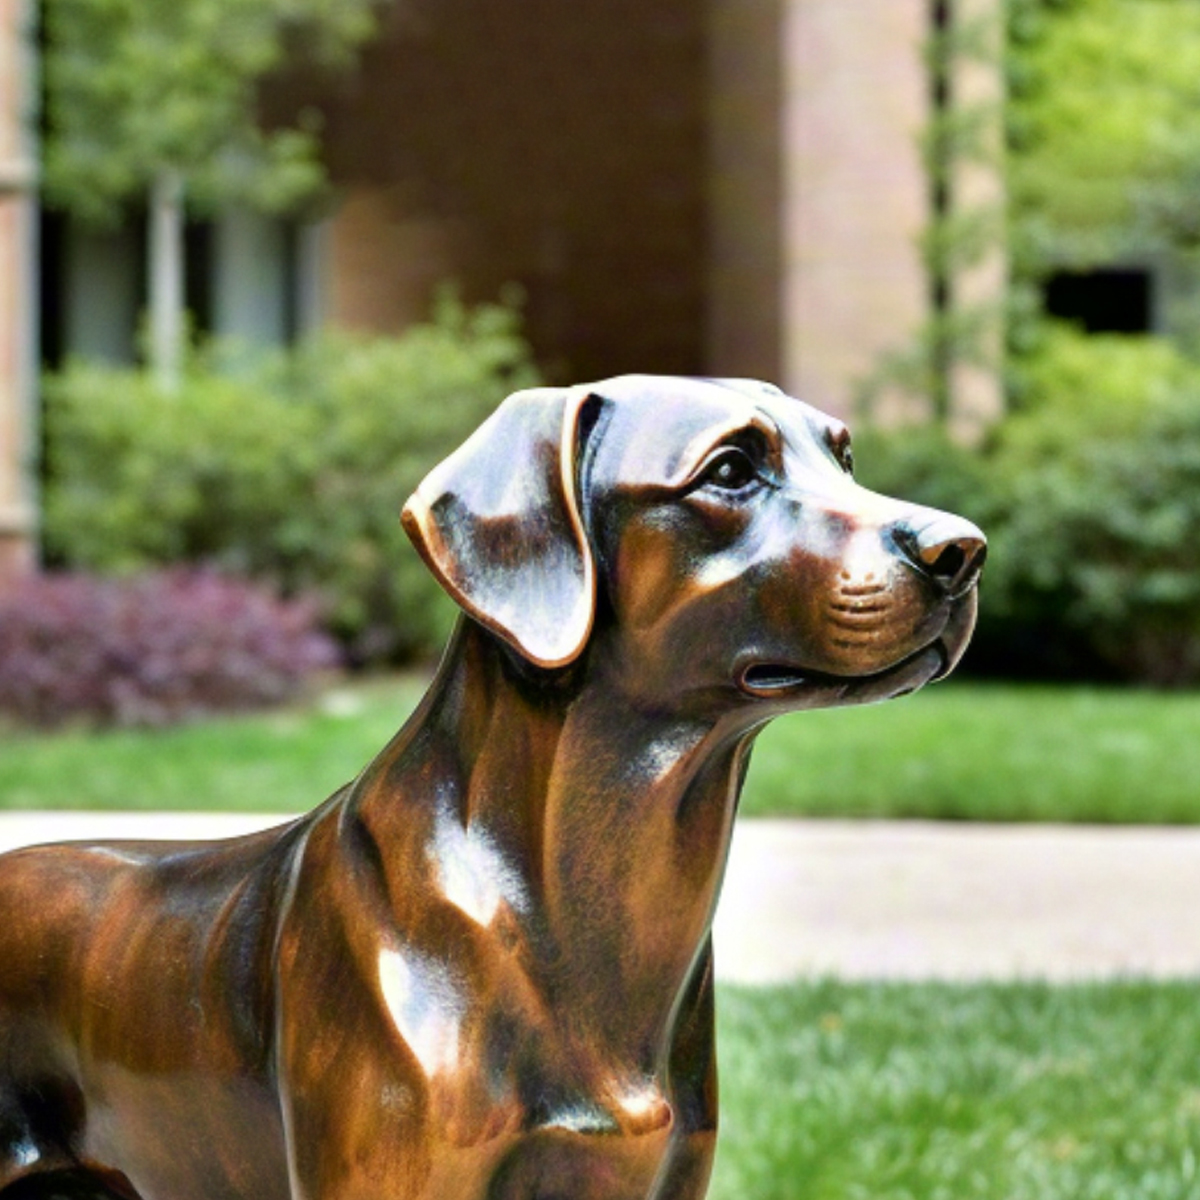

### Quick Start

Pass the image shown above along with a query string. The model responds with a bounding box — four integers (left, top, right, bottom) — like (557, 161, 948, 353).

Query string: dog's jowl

(0, 377, 984, 1200)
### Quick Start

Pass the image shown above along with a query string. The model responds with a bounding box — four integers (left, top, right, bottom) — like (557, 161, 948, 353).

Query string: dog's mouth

(737, 641, 951, 701)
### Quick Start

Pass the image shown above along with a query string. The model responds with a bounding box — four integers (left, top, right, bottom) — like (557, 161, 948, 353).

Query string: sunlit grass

(744, 683, 1200, 822)
(0, 675, 426, 812)
(3, 679, 1200, 822)
(712, 979, 1200, 1200)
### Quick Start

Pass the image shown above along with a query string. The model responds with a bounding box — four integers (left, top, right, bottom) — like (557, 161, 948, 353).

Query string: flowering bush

(0, 571, 340, 728)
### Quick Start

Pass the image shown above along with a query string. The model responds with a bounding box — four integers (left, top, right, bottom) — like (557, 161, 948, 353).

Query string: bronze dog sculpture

(0, 377, 984, 1200)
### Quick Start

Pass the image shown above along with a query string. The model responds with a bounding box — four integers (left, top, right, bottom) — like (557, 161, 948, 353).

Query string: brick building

(0, 0, 35, 578)
(277, 0, 1003, 419)
(4, 0, 1004, 577)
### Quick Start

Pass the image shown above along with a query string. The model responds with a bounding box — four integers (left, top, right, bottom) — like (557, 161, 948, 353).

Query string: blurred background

(3, 1, 1200, 1196)
(4, 0, 1199, 692)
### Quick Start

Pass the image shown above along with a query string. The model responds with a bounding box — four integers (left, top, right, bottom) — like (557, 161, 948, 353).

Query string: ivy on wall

(865, 0, 1200, 425)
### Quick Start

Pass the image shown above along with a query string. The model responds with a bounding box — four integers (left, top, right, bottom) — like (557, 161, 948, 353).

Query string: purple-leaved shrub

(0, 571, 340, 728)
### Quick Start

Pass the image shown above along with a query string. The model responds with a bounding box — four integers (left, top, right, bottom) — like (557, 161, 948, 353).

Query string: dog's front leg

(650, 944, 719, 1200)
(650, 1120, 718, 1200)
(275, 874, 507, 1200)
(279, 1038, 426, 1200)
(280, 1046, 504, 1200)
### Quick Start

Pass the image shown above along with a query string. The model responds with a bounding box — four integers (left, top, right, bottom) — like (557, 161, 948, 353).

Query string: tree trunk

(148, 168, 185, 392)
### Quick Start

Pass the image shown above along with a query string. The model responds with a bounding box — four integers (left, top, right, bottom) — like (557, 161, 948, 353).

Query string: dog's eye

(702, 447, 759, 492)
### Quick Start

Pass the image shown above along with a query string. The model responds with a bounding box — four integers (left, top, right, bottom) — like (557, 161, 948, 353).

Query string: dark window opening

(184, 218, 215, 337)
(39, 209, 67, 369)
(1044, 269, 1153, 334)
(38, 209, 308, 366)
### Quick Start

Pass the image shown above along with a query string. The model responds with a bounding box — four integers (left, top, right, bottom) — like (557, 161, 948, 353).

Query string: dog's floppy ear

(401, 387, 598, 669)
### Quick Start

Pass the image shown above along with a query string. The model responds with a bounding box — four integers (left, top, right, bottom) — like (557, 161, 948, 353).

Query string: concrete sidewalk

(714, 819, 1200, 984)
(2, 814, 1199, 985)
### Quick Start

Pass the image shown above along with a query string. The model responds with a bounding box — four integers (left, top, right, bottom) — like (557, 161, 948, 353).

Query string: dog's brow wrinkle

(752, 410, 784, 441)
(695, 553, 744, 591)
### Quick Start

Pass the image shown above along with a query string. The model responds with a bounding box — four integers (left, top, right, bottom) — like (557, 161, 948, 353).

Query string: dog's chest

(375, 933, 678, 1193)
(427, 1056, 676, 1200)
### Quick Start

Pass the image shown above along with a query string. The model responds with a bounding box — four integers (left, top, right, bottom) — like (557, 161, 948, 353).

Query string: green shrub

(990, 329, 1200, 685)
(43, 295, 540, 663)
(856, 327, 1200, 685)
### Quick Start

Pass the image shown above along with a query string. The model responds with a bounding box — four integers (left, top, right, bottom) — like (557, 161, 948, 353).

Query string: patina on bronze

(0, 377, 984, 1200)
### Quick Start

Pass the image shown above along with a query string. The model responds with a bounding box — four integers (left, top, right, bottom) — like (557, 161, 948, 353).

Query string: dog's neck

(358, 618, 754, 1057)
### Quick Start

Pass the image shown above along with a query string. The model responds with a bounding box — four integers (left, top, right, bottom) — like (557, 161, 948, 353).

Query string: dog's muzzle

(736, 512, 985, 702)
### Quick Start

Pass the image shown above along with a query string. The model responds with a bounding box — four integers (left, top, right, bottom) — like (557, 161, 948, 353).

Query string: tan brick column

(780, 0, 931, 421)
(0, 0, 36, 578)
(948, 0, 1006, 440)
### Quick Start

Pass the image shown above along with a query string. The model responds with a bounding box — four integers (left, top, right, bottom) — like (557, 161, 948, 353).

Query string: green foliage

(881, 0, 1200, 416)
(43, 296, 540, 663)
(991, 331, 1200, 684)
(1007, 0, 1200, 273)
(857, 327, 1200, 685)
(43, 0, 377, 220)
(852, 422, 998, 531)
(996, 5, 1200, 683)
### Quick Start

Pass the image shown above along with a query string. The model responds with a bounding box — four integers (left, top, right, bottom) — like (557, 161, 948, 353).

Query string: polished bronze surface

(0, 377, 984, 1199)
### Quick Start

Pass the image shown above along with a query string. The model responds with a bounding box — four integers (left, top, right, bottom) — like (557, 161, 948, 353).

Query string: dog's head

(402, 376, 984, 714)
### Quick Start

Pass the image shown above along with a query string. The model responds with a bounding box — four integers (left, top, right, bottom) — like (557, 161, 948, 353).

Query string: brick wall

(0, 0, 35, 578)
(707, 0, 784, 383)
(781, 0, 930, 420)
(266, 0, 1004, 418)
(949, 0, 1006, 439)
(290, 0, 708, 383)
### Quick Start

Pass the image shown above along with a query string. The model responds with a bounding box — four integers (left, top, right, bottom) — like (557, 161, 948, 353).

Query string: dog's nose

(896, 515, 987, 595)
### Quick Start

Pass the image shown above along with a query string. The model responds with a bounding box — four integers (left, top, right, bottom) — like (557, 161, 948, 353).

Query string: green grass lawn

(711, 979, 1200, 1200)
(2, 676, 1200, 825)
(2, 677, 1199, 822)
(0, 675, 428, 812)
(744, 681, 1200, 823)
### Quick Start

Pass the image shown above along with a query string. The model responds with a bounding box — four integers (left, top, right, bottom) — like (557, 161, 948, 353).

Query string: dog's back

(0, 822, 305, 1198)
